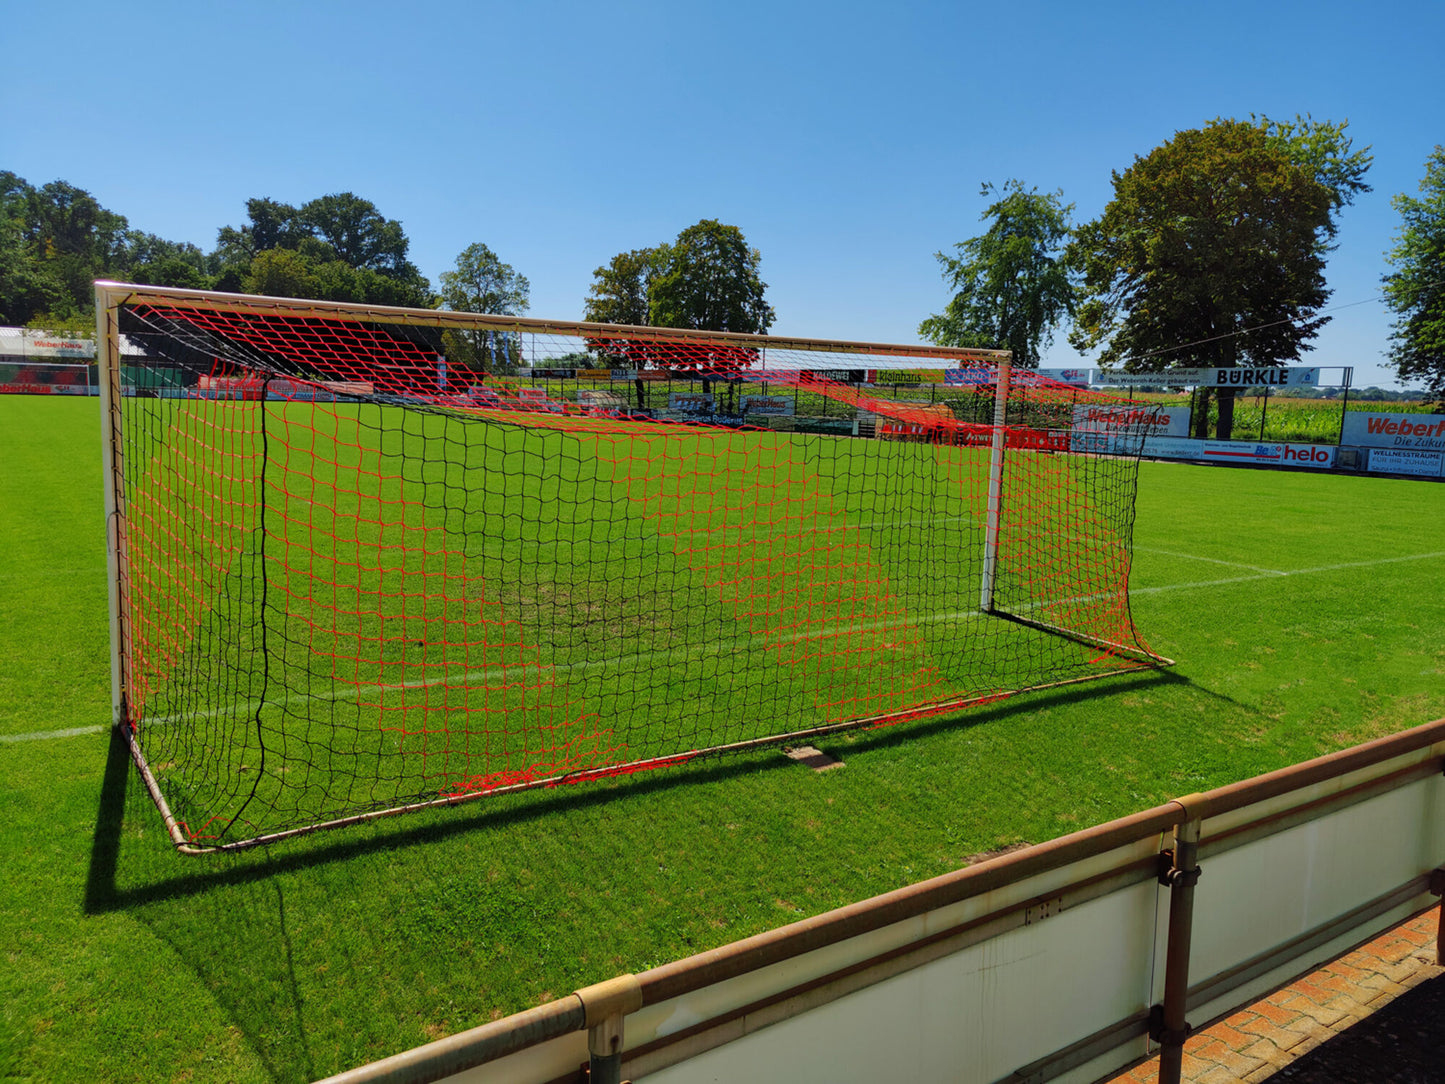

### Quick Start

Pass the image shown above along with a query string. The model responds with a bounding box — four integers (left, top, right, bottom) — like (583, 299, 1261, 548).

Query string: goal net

(96, 283, 1168, 852)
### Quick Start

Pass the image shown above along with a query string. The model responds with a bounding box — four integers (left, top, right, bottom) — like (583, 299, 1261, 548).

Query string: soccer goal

(96, 282, 1169, 852)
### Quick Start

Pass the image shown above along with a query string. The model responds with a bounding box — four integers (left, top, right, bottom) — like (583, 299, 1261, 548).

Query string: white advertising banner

(1200, 441, 1289, 464)
(1092, 367, 1321, 388)
(1341, 412, 1445, 451)
(1073, 404, 1190, 436)
(1036, 367, 1092, 387)
(1367, 448, 1445, 477)
(1130, 438, 1335, 469)
(577, 389, 627, 416)
(668, 392, 715, 415)
(1278, 443, 1337, 469)
(1141, 436, 1204, 459)
(0, 328, 95, 358)
(741, 395, 794, 417)
(1071, 404, 1189, 454)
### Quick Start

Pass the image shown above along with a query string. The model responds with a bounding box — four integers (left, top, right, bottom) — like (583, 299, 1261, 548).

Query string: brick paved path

(1108, 907, 1443, 1083)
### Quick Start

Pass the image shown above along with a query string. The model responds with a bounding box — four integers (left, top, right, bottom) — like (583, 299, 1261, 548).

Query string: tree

(300, 192, 411, 275)
(122, 232, 212, 289)
(1258, 114, 1373, 241)
(583, 222, 773, 396)
(584, 246, 670, 327)
(242, 247, 322, 299)
(130, 254, 211, 290)
(1069, 119, 1340, 439)
(647, 219, 774, 336)
(0, 174, 62, 324)
(438, 243, 530, 374)
(11, 178, 130, 320)
(918, 180, 1075, 367)
(1383, 146, 1445, 408)
(213, 193, 432, 307)
(214, 197, 309, 266)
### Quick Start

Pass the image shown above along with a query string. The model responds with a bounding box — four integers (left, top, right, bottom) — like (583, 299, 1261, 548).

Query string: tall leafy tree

(1258, 114, 1373, 241)
(647, 219, 774, 335)
(1383, 146, 1445, 408)
(300, 192, 411, 274)
(583, 246, 670, 327)
(583, 221, 773, 392)
(4, 177, 130, 321)
(0, 173, 63, 324)
(121, 232, 212, 289)
(919, 180, 1075, 367)
(438, 242, 530, 373)
(1069, 119, 1339, 438)
(213, 193, 431, 306)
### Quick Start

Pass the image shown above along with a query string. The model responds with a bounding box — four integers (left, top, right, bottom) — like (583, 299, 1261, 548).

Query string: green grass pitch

(1, 394, 1442, 1082)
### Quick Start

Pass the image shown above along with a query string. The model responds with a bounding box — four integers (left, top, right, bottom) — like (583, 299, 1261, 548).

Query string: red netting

(108, 294, 1164, 849)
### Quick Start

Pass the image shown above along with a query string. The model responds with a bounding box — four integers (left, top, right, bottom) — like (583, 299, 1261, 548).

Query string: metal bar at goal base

(979, 354, 1013, 614)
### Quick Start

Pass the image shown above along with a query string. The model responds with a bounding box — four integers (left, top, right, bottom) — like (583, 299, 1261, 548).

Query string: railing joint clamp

(1148, 1004, 1193, 1046)
(1157, 849, 1202, 888)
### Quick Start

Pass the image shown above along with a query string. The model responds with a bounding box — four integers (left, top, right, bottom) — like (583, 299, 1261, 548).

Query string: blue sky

(5, 0, 1440, 387)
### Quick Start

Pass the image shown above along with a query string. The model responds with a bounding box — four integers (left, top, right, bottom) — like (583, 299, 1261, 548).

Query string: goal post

(96, 282, 1169, 853)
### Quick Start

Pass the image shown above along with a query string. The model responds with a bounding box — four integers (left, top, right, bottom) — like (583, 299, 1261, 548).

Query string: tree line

(0, 178, 769, 358)
(0, 178, 533, 332)
(3, 113, 1441, 413)
(919, 115, 1445, 420)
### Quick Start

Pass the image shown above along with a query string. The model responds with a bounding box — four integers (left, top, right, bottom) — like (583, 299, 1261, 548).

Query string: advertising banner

(1199, 441, 1287, 463)
(741, 395, 794, 417)
(669, 392, 715, 415)
(1341, 412, 1445, 451)
(1073, 404, 1190, 436)
(1278, 443, 1337, 469)
(0, 328, 95, 359)
(803, 369, 867, 384)
(1091, 366, 1321, 388)
(1071, 404, 1188, 454)
(870, 369, 946, 386)
(517, 387, 564, 412)
(1036, 368, 1092, 387)
(1367, 448, 1444, 477)
(577, 389, 626, 414)
(944, 368, 995, 386)
(1093, 437, 1337, 468)
(1207, 366, 1321, 388)
(1142, 436, 1205, 459)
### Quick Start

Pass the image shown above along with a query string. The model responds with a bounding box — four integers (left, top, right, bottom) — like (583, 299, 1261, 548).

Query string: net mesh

(103, 290, 1164, 849)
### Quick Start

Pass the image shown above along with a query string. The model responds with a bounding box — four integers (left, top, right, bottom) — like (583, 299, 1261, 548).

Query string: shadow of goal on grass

(83, 668, 1189, 913)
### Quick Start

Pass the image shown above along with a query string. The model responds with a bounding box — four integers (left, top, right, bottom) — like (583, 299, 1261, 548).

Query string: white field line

(6, 548, 1440, 745)
(1135, 546, 1287, 576)
(1, 724, 109, 743)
